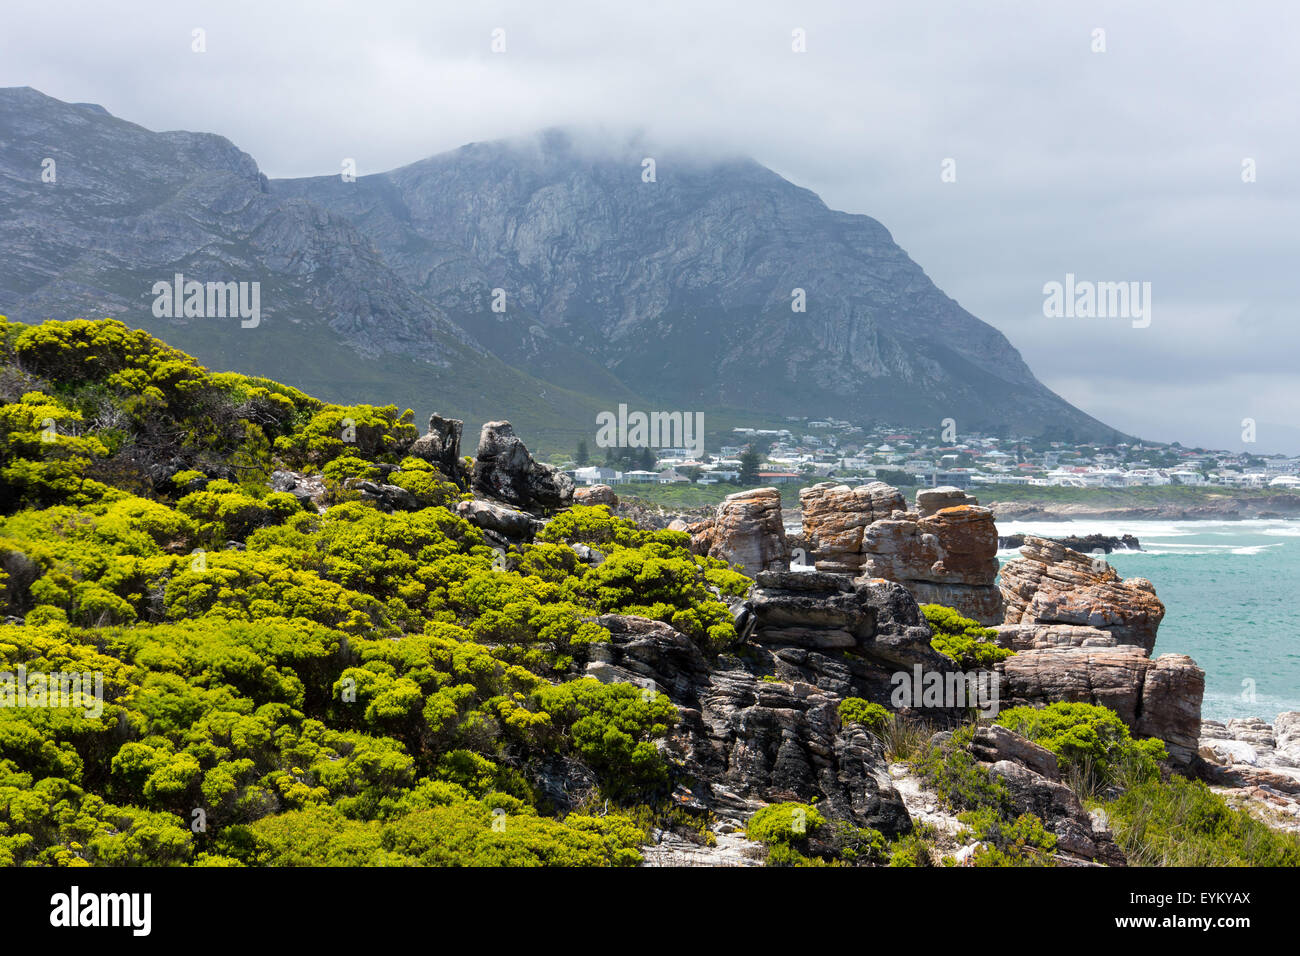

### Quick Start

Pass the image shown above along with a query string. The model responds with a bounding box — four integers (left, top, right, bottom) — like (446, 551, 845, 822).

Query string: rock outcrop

(470, 421, 573, 513)
(968, 725, 1126, 865)
(998, 532, 1142, 554)
(269, 470, 327, 510)
(798, 483, 1002, 624)
(343, 478, 420, 512)
(408, 413, 466, 485)
(993, 536, 1203, 771)
(1000, 535, 1165, 652)
(1197, 713, 1300, 834)
(799, 482, 906, 574)
(577, 575, 967, 835)
(996, 646, 1204, 768)
(994, 623, 1119, 651)
(687, 488, 789, 577)
(915, 485, 976, 518)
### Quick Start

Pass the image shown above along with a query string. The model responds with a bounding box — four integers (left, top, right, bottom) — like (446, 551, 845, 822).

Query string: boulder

(984, 760, 1126, 865)
(269, 470, 327, 510)
(689, 487, 789, 577)
(344, 478, 420, 512)
(915, 486, 978, 518)
(971, 724, 1060, 780)
(574, 484, 619, 507)
(999, 535, 1165, 652)
(456, 499, 540, 540)
(470, 421, 573, 513)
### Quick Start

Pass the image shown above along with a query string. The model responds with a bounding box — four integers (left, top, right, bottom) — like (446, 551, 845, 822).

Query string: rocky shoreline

(1198, 714, 1300, 834)
(987, 494, 1300, 522)
(998, 532, 1142, 553)
(371, 434, 1289, 850)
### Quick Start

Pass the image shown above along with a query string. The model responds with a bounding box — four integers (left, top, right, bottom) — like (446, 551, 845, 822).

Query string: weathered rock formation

(269, 470, 327, 510)
(799, 482, 906, 574)
(470, 421, 573, 513)
(915, 485, 976, 518)
(577, 574, 967, 835)
(969, 725, 1127, 865)
(994, 623, 1119, 651)
(687, 488, 789, 577)
(993, 536, 1203, 771)
(456, 498, 542, 543)
(798, 483, 1002, 624)
(996, 645, 1204, 768)
(1000, 535, 1165, 653)
(408, 413, 466, 485)
(1197, 713, 1300, 834)
(343, 478, 420, 512)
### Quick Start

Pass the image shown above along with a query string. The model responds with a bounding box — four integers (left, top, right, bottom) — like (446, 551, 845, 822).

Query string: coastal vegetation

(1, 317, 1294, 868)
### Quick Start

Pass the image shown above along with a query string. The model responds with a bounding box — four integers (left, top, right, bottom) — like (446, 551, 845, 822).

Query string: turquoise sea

(998, 519, 1300, 723)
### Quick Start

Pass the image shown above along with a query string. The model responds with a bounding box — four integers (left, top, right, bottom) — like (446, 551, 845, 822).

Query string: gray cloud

(2, 0, 1295, 451)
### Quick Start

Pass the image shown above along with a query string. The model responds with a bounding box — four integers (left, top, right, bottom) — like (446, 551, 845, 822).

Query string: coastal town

(568, 419, 1300, 491)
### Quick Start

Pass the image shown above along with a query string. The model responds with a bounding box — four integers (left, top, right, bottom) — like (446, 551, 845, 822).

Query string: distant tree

(738, 448, 761, 485)
(875, 469, 915, 487)
(576, 440, 590, 466)
(638, 446, 655, 470)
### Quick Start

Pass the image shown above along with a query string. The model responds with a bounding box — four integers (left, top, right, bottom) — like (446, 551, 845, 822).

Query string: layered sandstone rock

(994, 623, 1118, 652)
(470, 421, 573, 513)
(1000, 535, 1165, 652)
(798, 482, 1003, 624)
(996, 646, 1205, 768)
(577, 575, 969, 835)
(687, 487, 789, 577)
(915, 485, 978, 518)
(799, 482, 906, 573)
(973, 727, 1125, 865)
(581, 612, 913, 834)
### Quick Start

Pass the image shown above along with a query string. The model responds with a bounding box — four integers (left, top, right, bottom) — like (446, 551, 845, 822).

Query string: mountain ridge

(0, 87, 1123, 449)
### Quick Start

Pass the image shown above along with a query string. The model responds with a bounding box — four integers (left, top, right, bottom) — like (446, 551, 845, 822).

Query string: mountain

(0, 87, 1119, 448)
(0, 87, 617, 444)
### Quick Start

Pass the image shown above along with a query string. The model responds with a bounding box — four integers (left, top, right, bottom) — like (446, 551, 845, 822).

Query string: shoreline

(985, 495, 1300, 522)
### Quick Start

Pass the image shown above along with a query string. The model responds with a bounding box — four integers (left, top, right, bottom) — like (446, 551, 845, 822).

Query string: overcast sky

(3, 1, 1297, 452)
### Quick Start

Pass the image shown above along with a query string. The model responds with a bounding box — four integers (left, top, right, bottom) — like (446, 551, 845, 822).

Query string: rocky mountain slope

(0, 87, 613, 442)
(274, 128, 1117, 440)
(1, 87, 1119, 449)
